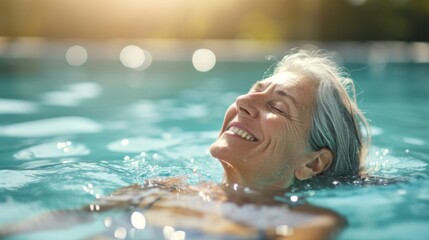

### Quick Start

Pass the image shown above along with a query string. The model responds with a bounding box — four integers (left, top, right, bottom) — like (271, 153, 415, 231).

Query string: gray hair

(274, 49, 370, 175)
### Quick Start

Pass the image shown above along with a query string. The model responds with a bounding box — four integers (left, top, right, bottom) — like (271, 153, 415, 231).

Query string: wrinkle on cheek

(286, 117, 307, 140)
(258, 121, 289, 179)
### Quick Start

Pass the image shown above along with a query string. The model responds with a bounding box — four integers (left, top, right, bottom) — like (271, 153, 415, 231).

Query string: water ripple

(0, 98, 38, 114)
(14, 141, 90, 160)
(0, 170, 43, 190)
(42, 82, 101, 107)
(107, 137, 181, 153)
(0, 117, 102, 137)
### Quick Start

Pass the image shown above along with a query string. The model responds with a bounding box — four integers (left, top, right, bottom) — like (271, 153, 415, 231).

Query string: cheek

(262, 114, 303, 157)
(262, 113, 286, 137)
(266, 113, 277, 120)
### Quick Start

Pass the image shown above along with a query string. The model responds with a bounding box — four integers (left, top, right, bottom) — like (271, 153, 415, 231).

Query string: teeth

(228, 126, 256, 141)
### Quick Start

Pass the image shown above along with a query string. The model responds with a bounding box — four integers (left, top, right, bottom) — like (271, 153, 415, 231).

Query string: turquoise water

(0, 57, 428, 239)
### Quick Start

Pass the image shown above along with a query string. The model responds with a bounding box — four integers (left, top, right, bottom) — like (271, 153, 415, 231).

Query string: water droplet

(382, 148, 389, 156)
(290, 196, 298, 202)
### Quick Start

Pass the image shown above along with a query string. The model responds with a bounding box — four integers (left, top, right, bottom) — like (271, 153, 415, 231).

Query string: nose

(235, 93, 261, 118)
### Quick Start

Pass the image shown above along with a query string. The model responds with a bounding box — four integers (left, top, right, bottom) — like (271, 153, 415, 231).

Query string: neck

(221, 161, 291, 192)
(220, 162, 289, 205)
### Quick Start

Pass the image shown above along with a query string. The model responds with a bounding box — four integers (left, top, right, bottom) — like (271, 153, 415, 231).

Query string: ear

(294, 148, 333, 180)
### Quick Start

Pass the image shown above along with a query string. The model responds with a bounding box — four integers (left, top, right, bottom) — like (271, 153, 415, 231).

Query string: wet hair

(273, 49, 370, 175)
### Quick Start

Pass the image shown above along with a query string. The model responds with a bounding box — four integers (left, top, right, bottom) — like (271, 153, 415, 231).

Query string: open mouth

(227, 126, 257, 142)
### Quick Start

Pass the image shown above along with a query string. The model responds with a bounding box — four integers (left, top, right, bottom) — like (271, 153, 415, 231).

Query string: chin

(209, 139, 226, 159)
(210, 138, 235, 162)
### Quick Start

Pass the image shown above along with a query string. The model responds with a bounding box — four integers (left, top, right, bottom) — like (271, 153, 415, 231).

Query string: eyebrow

(275, 90, 298, 106)
(251, 82, 298, 106)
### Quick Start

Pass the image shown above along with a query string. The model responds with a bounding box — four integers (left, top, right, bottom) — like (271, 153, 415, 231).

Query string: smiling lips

(227, 126, 257, 142)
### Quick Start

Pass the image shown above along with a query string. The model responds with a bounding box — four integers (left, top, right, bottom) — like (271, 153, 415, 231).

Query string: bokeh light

(65, 45, 88, 66)
(120, 45, 152, 70)
(104, 216, 112, 227)
(130, 211, 146, 229)
(192, 48, 216, 72)
(114, 227, 127, 239)
(163, 226, 175, 239)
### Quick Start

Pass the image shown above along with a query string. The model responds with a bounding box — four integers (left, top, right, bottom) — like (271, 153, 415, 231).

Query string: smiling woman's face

(210, 72, 319, 190)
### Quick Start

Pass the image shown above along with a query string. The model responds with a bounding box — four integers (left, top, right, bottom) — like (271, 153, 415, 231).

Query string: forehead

(256, 72, 317, 110)
(257, 72, 316, 92)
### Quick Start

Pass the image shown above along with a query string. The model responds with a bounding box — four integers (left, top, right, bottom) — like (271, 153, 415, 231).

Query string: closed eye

(272, 106, 284, 114)
(269, 104, 290, 119)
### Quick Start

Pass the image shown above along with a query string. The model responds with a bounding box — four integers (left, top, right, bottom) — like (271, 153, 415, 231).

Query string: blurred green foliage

(0, 0, 428, 41)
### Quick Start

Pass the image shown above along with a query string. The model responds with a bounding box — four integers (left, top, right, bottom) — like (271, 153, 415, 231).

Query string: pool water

(0, 56, 428, 239)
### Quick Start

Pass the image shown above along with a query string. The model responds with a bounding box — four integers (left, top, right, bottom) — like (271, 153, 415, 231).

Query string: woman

(0, 50, 369, 239)
(211, 49, 369, 191)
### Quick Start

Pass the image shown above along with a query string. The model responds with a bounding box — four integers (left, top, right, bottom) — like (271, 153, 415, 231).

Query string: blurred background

(1, 0, 429, 41)
(1, 0, 429, 63)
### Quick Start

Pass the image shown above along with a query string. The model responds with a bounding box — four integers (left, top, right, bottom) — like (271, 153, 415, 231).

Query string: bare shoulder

(293, 203, 346, 227)
(280, 203, 346, 240)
